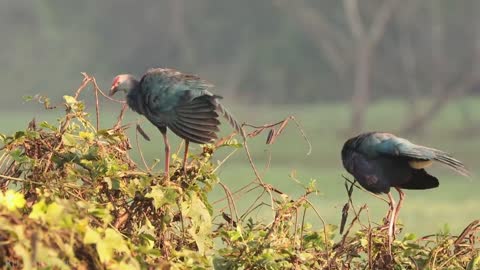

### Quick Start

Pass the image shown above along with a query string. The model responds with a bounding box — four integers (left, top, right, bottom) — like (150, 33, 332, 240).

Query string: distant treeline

(1, 0, 479, 107)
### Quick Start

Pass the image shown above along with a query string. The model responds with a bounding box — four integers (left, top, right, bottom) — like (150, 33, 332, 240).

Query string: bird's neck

(126, 77, 140, 93)
(126, 80, 143, 114)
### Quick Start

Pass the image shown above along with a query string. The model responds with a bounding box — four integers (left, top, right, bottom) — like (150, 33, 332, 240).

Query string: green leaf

(228, 226, 243, 241)
(9, 149, 29, 163)
(181, 193, 212, 254)
(40, 121, 57, 131)
(360, 238, 368, 248)
(146, 186, 179, 210)
(29, 199, 48, 220)
(403, 233, 416, 241)
(84, 227, 101, 244)
(88, 205, 113, 225)
(14, 131, 25, 139)
(96, 228, 130, 263)
(62, 133, 78, 147)
(467, 253, 480, 270)
(79, 131, 95, 142)
(45, 202, 65, 225)
(63, 95, 77, 105)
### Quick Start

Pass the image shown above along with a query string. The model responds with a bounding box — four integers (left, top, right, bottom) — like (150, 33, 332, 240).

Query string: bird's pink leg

(393, 187, 405, 225)
(387, 192, 396, 254)
(182, 140, 190, 177)
(161, 131, 170, 179)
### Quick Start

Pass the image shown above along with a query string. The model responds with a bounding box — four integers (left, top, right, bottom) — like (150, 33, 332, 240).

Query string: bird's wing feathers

(138, 68, 244, 142)
(169, 95, 221, 144)
(371, 133, 470, 176)
(140, 68, 213, 113)
(345, 151, 391, 193)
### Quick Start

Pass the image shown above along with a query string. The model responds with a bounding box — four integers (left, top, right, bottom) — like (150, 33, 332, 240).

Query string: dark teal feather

(124, 68, 244, 144)
(341, 132, 468, 194)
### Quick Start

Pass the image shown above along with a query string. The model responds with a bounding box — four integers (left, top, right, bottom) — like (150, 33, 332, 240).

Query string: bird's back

(139, 68, 214, 113)
(342, 132, 440, 193)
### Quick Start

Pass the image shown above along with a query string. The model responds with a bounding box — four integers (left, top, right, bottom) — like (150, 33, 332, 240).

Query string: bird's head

(341, 135, 365, 172)
(341, 137, 355, 162)
(109, 74, 137, 96)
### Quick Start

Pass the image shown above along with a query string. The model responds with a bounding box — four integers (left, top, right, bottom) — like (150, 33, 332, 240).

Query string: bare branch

(369, 0, 401, 46)
(401, 74, 480, 134)
(343, 0, 365, 40)
(273, 0, 350, 79)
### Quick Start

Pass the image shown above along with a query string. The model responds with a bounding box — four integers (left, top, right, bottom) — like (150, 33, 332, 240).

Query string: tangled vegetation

(0, 75, 478, 269)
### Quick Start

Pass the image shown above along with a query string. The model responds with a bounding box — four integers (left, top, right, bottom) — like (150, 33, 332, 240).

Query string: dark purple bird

(341, 132, 469, 246)
(109, 68, 245, 178)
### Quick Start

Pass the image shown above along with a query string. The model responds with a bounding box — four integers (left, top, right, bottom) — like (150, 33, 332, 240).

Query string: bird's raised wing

(168, 95, 221, 144)
(139, 69, 221, 144)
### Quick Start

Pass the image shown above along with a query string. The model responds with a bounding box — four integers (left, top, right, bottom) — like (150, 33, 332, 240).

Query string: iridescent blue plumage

(341, 132, 468, 194)
(110, 68, 245, 177)
(341, 131, 469, 251)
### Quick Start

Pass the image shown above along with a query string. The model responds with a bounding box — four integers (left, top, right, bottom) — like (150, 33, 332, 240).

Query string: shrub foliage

(0, 75, 478, 269)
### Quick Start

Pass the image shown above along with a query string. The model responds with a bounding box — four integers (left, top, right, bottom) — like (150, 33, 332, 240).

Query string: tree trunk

(401, 76, 477, 134)
(350, 44, 372, 133)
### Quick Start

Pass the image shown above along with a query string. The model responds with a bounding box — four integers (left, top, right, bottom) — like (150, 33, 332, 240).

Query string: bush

(0, 75, 478, 269)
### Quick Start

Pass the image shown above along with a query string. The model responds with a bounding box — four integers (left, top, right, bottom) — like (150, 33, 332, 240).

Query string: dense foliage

(0, 77, 478, 269)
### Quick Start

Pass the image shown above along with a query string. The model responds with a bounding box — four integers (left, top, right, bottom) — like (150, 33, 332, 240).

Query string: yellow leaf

(96, 228, 129, 263)
(62, 133, 78, 147)
(63, 95, 77, 105)
(45, 202, 65, 224)
(84, 228, 101, 244)
(29, 199, 47, 220)
(0, 190, 26, 211)
(79, 131, 94, 142)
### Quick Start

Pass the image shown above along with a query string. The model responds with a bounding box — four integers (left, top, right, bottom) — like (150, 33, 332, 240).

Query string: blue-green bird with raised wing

(109, 68, 245, 178)
(341, 132, 469, 245)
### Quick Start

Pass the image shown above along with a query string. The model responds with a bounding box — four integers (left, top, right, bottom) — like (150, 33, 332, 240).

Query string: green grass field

(1, 97, 479, 236)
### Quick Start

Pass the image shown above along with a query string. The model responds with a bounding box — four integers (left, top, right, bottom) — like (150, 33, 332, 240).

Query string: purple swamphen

(341, 132, 469, 248)
(109, 68, 245, 178)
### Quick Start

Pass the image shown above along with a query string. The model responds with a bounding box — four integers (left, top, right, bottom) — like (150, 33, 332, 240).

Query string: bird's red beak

(109, 85, 118, 96)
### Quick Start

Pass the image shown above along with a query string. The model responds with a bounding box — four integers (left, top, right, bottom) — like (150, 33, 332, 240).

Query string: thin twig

(0, 174, 42, 185)
(212, 148, 239, 174)
(218, 182, 240, 223)
(305, 199, 330, 260)
(135, 122, 150, 173)
(243, 116, 312, 155)
(342, 175, 390, 204)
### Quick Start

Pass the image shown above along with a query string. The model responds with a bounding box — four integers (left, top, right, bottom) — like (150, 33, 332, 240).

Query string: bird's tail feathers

(214, 101, 246, 139)
(399, 169, 439, 190)
(430, 148, 471, 177)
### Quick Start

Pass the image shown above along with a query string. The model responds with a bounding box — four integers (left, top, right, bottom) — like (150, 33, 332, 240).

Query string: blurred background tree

(1, 0, 479, 132)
